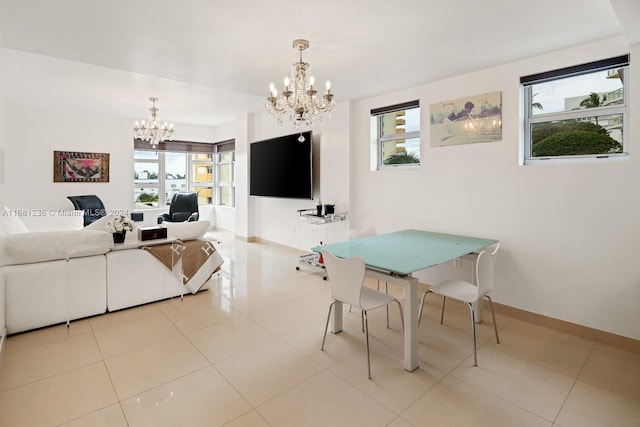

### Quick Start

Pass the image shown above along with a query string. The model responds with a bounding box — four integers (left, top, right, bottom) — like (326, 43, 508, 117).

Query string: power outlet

(453, 257, 461, 268)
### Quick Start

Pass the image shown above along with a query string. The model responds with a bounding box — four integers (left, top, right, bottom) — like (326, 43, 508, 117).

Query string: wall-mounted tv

(250, 131, 313, 200)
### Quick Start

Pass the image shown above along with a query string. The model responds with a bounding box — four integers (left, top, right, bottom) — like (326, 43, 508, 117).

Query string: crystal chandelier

(133, 97, 175, 147)
(266, 39, 335, 134)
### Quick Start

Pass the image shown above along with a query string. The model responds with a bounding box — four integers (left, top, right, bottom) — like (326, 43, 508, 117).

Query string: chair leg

(466, 302, 478, 367)
(394, 299, 405, 330)
(361, 310, 365, 332)
(377, 280, 390, 328)
(485, 295, 500, 344)
(385, 282, 389, 328)
(418, 289, 431, 326)
(440, 296, 446, 324)
(321, 301, 336, 351)
(364, 310, 372, 379)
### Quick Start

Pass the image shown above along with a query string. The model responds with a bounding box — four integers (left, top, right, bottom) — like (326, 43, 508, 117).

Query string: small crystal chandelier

(266, 39, 335, 135)
(133, 97, 175, 147)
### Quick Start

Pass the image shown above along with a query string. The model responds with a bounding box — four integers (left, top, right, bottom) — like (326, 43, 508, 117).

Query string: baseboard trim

(233, 234, 254, 242)
(251, 237, 306, 255)
(492, 302, 640, 353)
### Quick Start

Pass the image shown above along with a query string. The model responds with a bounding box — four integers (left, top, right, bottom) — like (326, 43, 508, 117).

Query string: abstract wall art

(53, 151, 110, 182)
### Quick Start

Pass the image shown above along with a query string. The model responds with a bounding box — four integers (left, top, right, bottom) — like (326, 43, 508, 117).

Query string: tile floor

(1, 231, 639, 426)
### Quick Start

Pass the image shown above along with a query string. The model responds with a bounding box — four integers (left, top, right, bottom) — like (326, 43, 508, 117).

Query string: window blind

(134, 138, 235, 153)
(371, 100, 420, 116)
(520, 54, 629, 86)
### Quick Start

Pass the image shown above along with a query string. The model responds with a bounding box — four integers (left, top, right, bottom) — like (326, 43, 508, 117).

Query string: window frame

(370, 100, 421, 170)
(133, 151, 161, 209)
(521, 55, 629, 165)
(134, 139, 235, 209)
(215, 150, 235, 207)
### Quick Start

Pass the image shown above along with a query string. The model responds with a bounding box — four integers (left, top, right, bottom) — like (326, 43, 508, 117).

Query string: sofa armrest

(164, 220, 210, 240)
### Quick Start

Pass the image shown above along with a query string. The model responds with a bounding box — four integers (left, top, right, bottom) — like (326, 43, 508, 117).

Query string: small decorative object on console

(106, 215, 135, 233)
(106, 215, 135, 243)
(112, 231, 126, 244)
(138, 226, 168, 241)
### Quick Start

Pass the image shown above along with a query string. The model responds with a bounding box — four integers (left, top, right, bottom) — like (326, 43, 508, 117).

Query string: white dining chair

(418, 243, 500, 366)
(321, 249, 404, 379)
(347, 227, 391, 327)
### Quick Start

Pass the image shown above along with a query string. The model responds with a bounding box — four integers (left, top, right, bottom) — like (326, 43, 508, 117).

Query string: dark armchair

(158, 192, 199, 223)
(67, 195, 107, 227)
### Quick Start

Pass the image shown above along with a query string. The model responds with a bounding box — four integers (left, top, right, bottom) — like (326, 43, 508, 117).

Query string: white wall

(4, 102, 215, 222)
(350, 36, 640, 340)
(247, 101, 351, 249)
(220, 36, 640, 340)
(210, 118, 243, 234)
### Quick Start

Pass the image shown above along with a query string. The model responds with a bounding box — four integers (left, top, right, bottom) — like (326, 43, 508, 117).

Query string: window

(134, 139, 235, 209)
(522, 55, 628, 164)
(191, 153, 214, 205)
(217, 151, 235, 207)
(371, 100, 420, 169)
(134, 151, 160, 208)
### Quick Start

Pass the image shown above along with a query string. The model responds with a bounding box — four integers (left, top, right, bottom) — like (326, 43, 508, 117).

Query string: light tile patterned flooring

(1, 231, 639, 426)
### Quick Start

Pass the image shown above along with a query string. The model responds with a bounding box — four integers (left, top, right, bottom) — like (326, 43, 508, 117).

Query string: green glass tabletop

(314, 229, 498, 276)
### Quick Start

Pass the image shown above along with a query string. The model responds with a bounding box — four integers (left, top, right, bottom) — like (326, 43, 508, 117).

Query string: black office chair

(67, 195, 107, 227)
(158, 192, 199, 223)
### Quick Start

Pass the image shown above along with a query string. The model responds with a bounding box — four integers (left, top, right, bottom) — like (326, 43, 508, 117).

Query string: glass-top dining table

(314, 229, 498, 372)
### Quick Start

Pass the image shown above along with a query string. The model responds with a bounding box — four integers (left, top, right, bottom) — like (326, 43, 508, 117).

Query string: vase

(112, 231, 126, 244)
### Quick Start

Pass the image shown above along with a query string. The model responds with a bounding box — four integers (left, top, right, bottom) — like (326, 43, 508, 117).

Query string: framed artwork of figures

(430, 92, 502, 147)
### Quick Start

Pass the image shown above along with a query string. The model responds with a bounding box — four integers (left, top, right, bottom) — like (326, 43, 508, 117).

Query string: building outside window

(191, 153, 214, 205)
(521, 55, 628, 164)
(371, 100, 420, 169)
(134, 139, 235, 209)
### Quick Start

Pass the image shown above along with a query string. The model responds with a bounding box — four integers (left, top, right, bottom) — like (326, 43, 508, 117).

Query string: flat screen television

(250, 131, 313, 199)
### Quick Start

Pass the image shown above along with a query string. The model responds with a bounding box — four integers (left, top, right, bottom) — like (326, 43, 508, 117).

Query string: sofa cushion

(164, 220, 210, 241)
(4, 230, 113, 265)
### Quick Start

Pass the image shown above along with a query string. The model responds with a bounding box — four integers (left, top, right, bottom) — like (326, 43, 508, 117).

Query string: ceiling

(1, 0, 639, 126)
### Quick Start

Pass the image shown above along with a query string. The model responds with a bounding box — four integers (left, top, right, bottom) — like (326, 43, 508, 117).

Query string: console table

(110, 235, 177, 251)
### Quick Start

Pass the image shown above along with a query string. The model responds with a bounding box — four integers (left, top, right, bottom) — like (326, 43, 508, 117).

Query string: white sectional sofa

(105, 229, 223, 311)
(1, 210, 222, 334)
